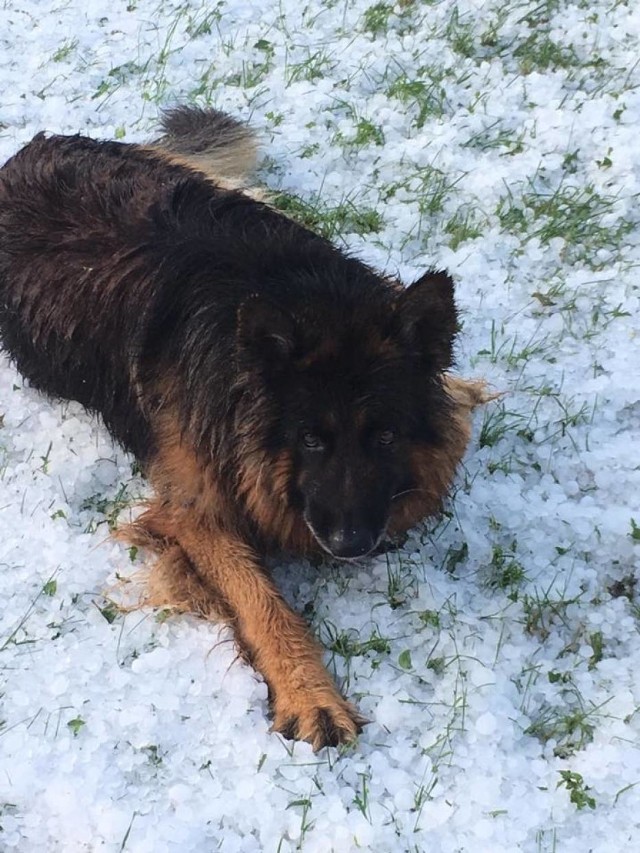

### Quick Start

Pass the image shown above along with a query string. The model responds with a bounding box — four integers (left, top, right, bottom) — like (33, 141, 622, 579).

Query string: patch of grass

(537, 393, 595, 449)
(67, 716, 85, 737)
(99, 602, 119, 624)
(386, 67, 448, 126)
(416, 167, 459, 218)
(42, 579, 57, 597)
(443, 541, 469, 574)
(383, 165, 455, 226)
(609, 574, 636, 601)
(521, 587, 582, 642)
(39, 441, 53, 474)
(444, 8, 476, 59)
(496, 183, 633, 268)
(323, 623, 391, 658)
(384, 553, 419, 609)
(362, 3, 394, 36)
(81, 482, 135, 532)
(265, 110, 284, 127)
(184, 2, 224, 38)
(271, 191, 383, 239)
(286, 49, 333, 84)
(514, 33, 581, 74)
(286, 797, 315, 843)
(398, 649, 412, 669)
(92, 61, 148, 102)
(352, 118, 385, 147)
(526, 702, 598, 758)
(426, 656, 445, 676)
(353, 771, 371, 820)
(52, 38, 78, 63)
(142, 744, 163, 767)
(225, 40, 275, 90)
(557, 770, 596, 810)
(417, 609, 441, 630)
(478, 402, 526, 449)
(486, 542, 527, 598)
(587, 631, 604, 670)
(444, 208, 486, 249)
(0, 575, 60, 653)
(462, 122, 526, 155)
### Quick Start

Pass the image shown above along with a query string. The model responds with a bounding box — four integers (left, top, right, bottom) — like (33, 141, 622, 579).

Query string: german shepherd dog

(0, 108, 489, 749)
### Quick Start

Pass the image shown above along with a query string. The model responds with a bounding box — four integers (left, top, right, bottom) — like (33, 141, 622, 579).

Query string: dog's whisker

(391, 487, 425, 501)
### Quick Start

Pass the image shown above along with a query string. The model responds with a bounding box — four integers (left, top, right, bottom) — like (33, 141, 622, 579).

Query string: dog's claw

(272, 693, 368, 751)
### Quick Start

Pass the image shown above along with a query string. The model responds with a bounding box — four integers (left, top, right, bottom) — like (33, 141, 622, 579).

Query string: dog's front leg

(176, 524, 367, 750)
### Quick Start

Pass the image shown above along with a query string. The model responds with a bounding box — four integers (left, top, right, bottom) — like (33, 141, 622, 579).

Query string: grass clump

(557, 770, 596, 810)
(496, 183, 633, 267)
(386, 67, 448, 126)
(486, 542, 527, 598)
(323, 624, 391, 658)
(444, 208, 486, 249)
(362, 3, 394, 36)
(271, 191, 383, 239)
(81, 482, 135, 532)
(526, 703, 597, 758)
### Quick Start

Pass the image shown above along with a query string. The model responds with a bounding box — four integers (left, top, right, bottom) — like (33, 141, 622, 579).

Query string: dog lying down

(0, 107, 493, 749)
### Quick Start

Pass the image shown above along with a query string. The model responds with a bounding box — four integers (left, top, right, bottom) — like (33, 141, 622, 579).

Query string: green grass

(444, 207, 486, 248)
(386, 66, 448, 126)
(51, 39, 78, 63)
(80, 481, 138, 533)
(443, 7, 476, 58)
(486, 542, 527, 598)
(557, 770, 596, 810)
(323, 623, 391, 658)
(525, 697, 602, 758)
(271, 190, 384, 239)
(496, 182, 633, 268)
(285, 49, 333, 84)
(362, 3, 394, 36)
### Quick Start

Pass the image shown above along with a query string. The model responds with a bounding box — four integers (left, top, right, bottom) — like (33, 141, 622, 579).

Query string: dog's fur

(0, 107, 488, 749)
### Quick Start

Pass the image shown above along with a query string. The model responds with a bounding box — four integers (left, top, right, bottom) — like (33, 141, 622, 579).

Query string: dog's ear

(397, 270, 458, 372)
(237, 296, 296, 366)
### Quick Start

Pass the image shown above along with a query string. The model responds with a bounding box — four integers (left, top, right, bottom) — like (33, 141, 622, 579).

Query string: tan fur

(388, 375, 495, 535)
(175, 523, 366, 747)
(236, 448, 315, 554)
(137, 144, 266, 200)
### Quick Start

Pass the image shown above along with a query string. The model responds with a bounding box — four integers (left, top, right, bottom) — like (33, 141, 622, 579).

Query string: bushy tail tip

(154, 105, 258, 180)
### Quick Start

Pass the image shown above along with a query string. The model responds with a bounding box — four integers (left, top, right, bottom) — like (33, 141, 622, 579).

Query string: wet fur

(0, 108, 489, 749)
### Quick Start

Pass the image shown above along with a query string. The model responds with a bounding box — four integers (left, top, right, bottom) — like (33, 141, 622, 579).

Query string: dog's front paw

(272, 689, 368, 751)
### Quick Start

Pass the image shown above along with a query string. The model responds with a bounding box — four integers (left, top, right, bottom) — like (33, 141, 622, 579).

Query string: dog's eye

(302, 432, 325, 451)
(377, 430, 395, 446)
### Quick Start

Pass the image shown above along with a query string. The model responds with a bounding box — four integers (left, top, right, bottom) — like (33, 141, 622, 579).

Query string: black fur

(0, 111, 458, 559)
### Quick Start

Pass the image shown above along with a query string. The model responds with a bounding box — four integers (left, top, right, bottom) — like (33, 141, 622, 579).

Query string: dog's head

(237, 269, 457, 559)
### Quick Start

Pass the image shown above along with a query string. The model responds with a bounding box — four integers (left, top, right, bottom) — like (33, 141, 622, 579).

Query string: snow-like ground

(1, 0, 639, 850)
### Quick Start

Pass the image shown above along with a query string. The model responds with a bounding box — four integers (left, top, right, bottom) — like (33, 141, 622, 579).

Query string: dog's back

(0, 134, 165, 453)
(0, 112, 258, 456)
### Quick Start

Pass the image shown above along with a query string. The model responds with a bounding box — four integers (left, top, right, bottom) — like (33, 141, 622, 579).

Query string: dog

(0, 107, 489, 749)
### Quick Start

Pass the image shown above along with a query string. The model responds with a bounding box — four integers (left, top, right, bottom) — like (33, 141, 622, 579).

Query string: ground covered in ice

(1, 0, 639, 850)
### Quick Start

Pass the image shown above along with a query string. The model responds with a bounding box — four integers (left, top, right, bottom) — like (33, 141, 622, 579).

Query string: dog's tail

(152, 106, 258, 181)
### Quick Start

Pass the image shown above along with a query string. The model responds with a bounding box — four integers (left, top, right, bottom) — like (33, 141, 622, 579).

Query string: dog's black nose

(327, 528, 375, 559)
